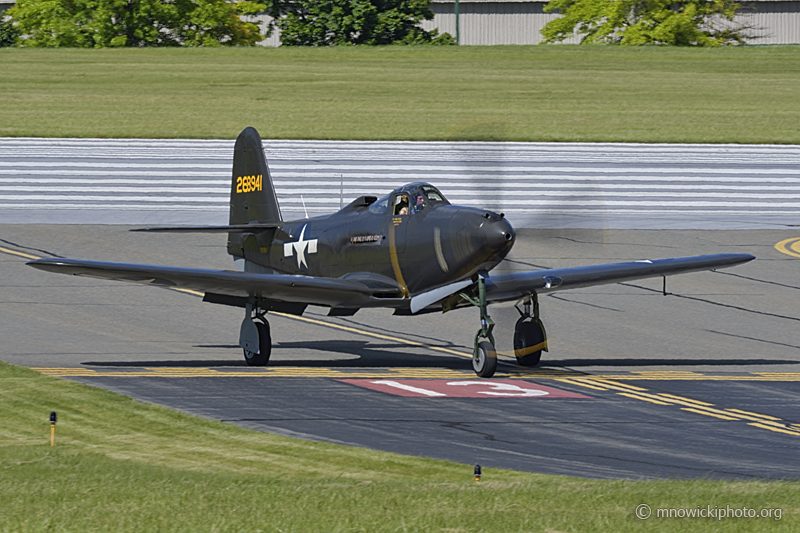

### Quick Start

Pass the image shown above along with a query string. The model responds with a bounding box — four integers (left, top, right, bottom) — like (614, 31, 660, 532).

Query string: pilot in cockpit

(412, 193, 426, 214)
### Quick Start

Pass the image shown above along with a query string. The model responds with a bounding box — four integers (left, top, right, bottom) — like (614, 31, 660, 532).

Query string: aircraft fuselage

(233, 183, 516, 298)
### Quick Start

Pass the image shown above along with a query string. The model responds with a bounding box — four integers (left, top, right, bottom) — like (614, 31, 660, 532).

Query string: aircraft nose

(481, 212, 515, 254)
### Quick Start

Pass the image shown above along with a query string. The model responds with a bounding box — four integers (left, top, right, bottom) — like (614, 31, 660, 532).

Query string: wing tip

(729, 253, 757, 264)
(26, 257, 69, 271)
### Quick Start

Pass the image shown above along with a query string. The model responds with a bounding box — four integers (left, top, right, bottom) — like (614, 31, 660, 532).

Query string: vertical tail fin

(230, 127, 282, 225)
(228, 127, 282, 258)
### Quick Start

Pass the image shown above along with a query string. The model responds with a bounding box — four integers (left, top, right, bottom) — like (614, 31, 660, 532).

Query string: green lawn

(1, 46, 799, 143)
(0, 361, 797, 532)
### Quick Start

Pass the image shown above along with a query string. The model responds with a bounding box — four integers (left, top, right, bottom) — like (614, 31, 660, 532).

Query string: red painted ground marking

(337, 379, 592, 399)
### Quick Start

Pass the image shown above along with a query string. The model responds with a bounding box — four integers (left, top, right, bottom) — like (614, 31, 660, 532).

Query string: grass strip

(1, 46, 799, 143)
(0, 361, 797, 532)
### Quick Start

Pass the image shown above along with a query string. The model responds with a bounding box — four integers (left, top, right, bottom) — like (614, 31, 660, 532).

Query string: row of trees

(0, 0, 453, 46)
(0, 0, 747, 47)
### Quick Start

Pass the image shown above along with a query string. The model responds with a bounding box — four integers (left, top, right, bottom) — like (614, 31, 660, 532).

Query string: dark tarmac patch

(63, 373, 800, 481)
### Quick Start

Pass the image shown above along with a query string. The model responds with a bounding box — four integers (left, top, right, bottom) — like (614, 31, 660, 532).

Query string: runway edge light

(474, 464, 481, 483)
(49, 411, 57, 446)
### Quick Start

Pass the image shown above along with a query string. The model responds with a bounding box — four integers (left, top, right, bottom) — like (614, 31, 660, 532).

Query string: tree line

(0, 0, 748, 47)
(0, 0, 453, 46)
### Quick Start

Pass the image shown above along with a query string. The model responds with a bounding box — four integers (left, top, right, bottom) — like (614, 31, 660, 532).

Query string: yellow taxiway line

(775, 236, 800, 258)
(0, 245, 41, 260)
(30, 366, 574, 380)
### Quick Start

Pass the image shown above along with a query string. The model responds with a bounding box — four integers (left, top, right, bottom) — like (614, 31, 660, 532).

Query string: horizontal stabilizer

(131, 223, 283, 233)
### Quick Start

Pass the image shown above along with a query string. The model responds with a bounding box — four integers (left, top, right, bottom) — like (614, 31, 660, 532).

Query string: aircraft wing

(27, 258, 382, 308)
(28, 253, 756, 312)
(484, 253, 755, 304)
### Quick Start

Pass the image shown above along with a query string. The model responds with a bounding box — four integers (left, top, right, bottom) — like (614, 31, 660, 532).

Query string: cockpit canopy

(367, 183, 450, 215)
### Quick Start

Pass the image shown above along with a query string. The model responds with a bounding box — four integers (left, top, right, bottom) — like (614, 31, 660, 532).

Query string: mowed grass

(0, 361, 797, 532)
(1, 46, 800, 143)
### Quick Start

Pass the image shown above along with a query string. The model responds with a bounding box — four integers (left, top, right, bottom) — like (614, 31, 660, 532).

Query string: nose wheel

(473, 339, 498, 377)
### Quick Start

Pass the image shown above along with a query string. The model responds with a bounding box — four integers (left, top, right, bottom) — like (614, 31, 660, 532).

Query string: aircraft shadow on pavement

(84, 340, 471, 369)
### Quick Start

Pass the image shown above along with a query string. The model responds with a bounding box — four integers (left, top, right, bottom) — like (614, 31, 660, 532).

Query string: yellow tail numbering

(236, 174, 263, 194)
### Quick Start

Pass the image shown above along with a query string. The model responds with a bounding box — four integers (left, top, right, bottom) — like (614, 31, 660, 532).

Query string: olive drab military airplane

(28, 127, 756, 377)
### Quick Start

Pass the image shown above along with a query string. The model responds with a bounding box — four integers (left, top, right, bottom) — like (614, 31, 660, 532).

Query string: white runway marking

(2, 138, 799, 228)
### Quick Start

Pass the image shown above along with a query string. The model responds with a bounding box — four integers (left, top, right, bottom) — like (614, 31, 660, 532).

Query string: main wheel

(243, 320, 271, 366)
(513, 318, 545, 367)
(472, 339, 498, 378)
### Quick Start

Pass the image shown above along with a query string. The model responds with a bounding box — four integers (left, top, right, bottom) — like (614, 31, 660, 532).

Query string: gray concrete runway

(2, 225, 800, 479)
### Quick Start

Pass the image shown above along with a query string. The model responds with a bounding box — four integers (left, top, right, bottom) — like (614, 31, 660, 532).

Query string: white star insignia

(283, 224, 318, 269)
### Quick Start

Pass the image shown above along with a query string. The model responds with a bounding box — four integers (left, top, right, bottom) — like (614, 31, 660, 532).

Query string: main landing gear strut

(513, 293, 548, 367)
(461, 279, 549, 378)
(240, 298, 272, 366)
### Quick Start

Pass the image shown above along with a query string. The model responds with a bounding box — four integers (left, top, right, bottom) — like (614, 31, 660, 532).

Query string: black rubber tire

(243, 320, 272, 366)
(472, 340, 498, 378)
(514, 318, 545, 367)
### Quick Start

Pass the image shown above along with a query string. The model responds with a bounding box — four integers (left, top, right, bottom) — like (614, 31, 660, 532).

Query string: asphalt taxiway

(2, 225, 799, 479)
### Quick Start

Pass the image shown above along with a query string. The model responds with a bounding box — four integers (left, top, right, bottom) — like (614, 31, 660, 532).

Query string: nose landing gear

(461, 273, 498, 377)
(460, 281, 549, 376)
